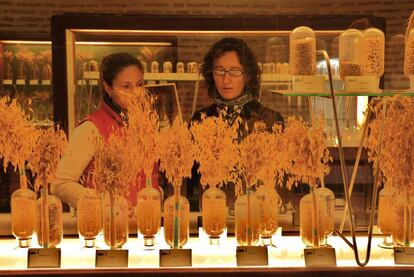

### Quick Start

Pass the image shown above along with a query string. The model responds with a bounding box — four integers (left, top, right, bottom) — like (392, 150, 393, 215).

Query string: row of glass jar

(11, 184, 339, 249)
(290, 26, 385, 79)
(3, 61, 52, 81)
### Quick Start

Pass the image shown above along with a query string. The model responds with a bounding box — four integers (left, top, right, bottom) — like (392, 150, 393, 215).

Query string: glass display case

(5, 13, 414, 274)
(0, 40, 53, 126)
(51, 14, 386, 233)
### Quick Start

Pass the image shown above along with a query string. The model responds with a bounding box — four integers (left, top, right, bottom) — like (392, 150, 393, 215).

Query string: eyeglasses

(213, 68, 244, 77)
(113, 85, 146, 95)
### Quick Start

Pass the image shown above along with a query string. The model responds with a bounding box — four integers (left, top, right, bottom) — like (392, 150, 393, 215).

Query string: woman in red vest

(52, 52, 158, 228)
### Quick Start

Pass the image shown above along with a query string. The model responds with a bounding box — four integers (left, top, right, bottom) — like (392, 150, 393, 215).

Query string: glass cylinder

(30, 63, 39, 80)
(11, 188, 37, 247)
(4, 57, 13, 79)
(391, 191, 414, 247)
(77, 188, 102, 248)
(36, 194, 63, 248)
(377, 188, 395, 248)
(289, 26, 316, 75)
(163, 61, 173, 73)
(42, 64, 52, 81)
(17, 60, 25, 79)
(102, 193, 129, 249)
(202, 187, 227, 244)
(362, 28, 385, 77)
(255, 186, 280, 246)
(235, 192, 261, 246)
(266, 37, 287, 63)
(404, 28, 414, 76)
(299, 187, 334, 248)
(163, 193, 190, 248)
(339, 29, 363, 80)
(137, 185, 162, 247)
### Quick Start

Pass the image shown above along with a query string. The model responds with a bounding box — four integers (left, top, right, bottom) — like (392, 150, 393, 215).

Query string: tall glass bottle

(339, 29, 363, 80)
(163, 187, 190, 248)
(137, 178, 162, 247)
(11, 174, 36, 247)
(77, 188, 102, 248)
(255, 186, 280, 246)
(299, 187, 334, 248)
(234, 190, 261, 246)
(202, 187, 227, 244)
(377, 188, 395, 248)
(102, 193, 129, 249)
(36, 186, 63, 248)
(289, 26, 316, 75)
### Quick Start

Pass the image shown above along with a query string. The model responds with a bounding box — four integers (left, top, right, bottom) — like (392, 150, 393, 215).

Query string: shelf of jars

(75, 73, 294, 85)
(0, 229, 407, 270)
(268, 89, 414, 97)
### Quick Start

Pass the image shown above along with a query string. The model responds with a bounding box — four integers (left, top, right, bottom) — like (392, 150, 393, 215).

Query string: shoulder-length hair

(202, 37, 261, 99)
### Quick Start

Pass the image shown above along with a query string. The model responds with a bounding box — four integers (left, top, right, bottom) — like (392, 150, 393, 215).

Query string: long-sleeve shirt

(51, 121, 99, 209)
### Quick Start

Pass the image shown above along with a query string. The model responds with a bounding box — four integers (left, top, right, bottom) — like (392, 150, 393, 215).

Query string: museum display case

(2, 13, 414, 275)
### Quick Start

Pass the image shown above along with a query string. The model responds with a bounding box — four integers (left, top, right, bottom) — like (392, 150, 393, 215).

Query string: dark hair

(202, 37, 260, 99)
(100, 52, 143, 92)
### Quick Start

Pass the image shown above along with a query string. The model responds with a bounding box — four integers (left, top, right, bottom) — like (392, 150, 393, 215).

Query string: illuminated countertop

(0, 228, 407, 272)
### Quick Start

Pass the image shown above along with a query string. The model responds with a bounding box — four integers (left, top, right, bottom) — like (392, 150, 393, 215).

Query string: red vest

(81, 101, 159, 208)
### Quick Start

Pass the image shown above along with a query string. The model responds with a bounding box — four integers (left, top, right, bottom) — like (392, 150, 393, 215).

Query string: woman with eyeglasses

(51, 53, 159, 226)
(193, 37, 284, 129)
(189, 38, 285, 215)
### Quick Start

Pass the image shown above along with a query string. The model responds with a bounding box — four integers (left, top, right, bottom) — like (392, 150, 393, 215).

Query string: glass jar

(289, 26, 316, 75)
(77, 188, 102, 248)
(11, 188, 37, 247)
(163, 61, 173, 73)
(202, 187, 227, 244)
(255, 186, 280, 246)
(362, 28, 385, 77)
(404, 28, 414, 76)
(234, 192, 261, 246)
(377, 188, 395, 248)
(36, 194, 63, 248)
(137, 185, 162, 247)
(102, 193, 129, 249)
(42, 63, 52, 81)
(30, 63, 39, 80)
(164, 193, 190, 248)
(266, 37, 287, 64)
(299, 187, 334, 248)
(339, 29, 363, 80)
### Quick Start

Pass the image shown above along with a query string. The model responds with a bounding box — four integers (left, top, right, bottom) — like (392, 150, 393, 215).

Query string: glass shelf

(268, 89, 414, 97)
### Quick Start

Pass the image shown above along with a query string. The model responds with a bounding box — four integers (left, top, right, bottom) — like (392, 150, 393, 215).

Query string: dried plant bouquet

(158, 117, 194, 248)
(93, 131, 136, 249)
(0, 97, 38, 182)
(366, 96, 414, 246)
(282, 116, 331, 248)
(29, 127, 67, 190)
(191, 113, 239, 190)
(93, 131, 135, 196)
(126, 89, 160, 178)
(159, 117, 195, 189)
(282, 116, 331, 189)
(366, 96, 414, 194)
